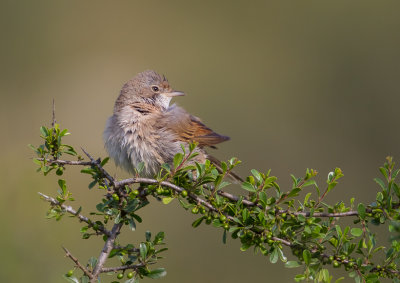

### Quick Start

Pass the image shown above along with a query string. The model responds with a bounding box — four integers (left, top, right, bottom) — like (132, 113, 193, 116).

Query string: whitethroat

(104, 70, 241, 181)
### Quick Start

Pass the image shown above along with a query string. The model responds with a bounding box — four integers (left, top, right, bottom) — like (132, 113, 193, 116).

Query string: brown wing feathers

(162, 105, 229, 147)
(181, 116, 230, 147)
(159, 105, 243, 183)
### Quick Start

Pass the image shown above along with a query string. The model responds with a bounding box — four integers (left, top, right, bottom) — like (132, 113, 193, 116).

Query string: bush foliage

(31, 123, 400, 283)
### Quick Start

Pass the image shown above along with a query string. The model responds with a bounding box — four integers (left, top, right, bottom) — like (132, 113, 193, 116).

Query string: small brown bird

(104, 70, 234, 178)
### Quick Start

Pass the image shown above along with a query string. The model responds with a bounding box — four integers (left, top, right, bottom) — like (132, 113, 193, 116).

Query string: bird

(104, 70, 240, 180)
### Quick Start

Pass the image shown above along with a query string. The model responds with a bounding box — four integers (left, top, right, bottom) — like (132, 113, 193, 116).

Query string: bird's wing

(159, 105, 230, 147)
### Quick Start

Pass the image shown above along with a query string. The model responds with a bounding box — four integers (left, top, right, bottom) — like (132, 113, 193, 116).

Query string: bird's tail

(207, 155, 244, 184)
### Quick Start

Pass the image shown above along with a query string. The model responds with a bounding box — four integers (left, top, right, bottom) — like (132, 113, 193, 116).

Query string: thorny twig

(62, 247, 94, 280)
(37, 153, 400, 281)
(38, 192, 112, 237)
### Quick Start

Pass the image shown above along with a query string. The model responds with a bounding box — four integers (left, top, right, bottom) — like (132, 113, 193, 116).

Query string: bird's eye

(151, 86, 159, 92)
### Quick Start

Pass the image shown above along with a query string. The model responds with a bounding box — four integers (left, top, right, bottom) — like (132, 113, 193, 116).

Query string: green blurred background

(1, 0, 400, 282)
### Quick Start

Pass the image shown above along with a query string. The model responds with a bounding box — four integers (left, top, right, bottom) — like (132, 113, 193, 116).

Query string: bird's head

(118, 70, 184, 109)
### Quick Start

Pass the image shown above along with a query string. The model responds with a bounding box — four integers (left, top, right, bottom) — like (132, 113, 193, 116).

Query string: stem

(38, 192, 112, 237)
(62, 247, 94, 279)
(91, 223, 123, 281)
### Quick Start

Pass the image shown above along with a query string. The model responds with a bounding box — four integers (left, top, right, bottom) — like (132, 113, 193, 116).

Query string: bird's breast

(104, 114, 178, 176)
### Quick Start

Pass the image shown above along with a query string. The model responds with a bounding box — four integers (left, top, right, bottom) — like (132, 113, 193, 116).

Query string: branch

(115, 177, 292, 246)
(213, 189, 400, 217)
(37, 158, 93, 166)
(81, 148, 116, 186)
(40, 158, 400, 219)
(38, 192, 112, 237)
(62, 246, 94, 279)
(91, 223, 123, 281)
(100, 263, 146, 273)
(116, 177, 378, 219)
(113, 245, 140, 254)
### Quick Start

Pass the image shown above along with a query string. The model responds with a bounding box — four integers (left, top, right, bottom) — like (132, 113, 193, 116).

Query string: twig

(113, 245, 140, 254)
(81, 148, 116, 186)
(62, 246, 94, 279)
(100, 263, 146, 273)
(52, 99, 56, 127)
(38, 192, 112, 237)
(116, 177, 389, 219)
(115, 177, 292, 246)
(38, 160, 377, 218)
(91, 223, 123, 281)
(39, 158, 400, 218)
(37, 158, 93, 166)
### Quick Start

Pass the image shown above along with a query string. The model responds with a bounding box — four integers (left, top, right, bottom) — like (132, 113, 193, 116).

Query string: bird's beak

(163, 91, 185, 97)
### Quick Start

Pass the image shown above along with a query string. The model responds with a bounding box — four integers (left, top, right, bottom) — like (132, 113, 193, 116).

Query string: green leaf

(393, 183, 400, 197)
(277, 246, 287, 262)
(173, 153, 183, 169)
(87, 257, 97, 269)
(28, 143, 38, 152)
(178, 199, 191, 209)
(351, 228, 363, 237)
(285, 261, 301, 268)
(357, 203, 366, 219)
(100, 157, 109, 167)
(33, 158, 42, 166)
(220, 161, 227, 172)
(374, 178, 386, 191)
(242, 182, 257, 192)
(154, 231, 165, 244)
(218, 181, 231, 190)
(334, 278, 345, 283)
(212, 219, 223, 227)
(297, 214, 306, 223)
(251, 169, 262, 182)
(304, 192, 312, 204)
(62, 275, 80, 283)
(145, 231, 151, 241)
(88, 180, 97, 189)
(303, 249, 311, 265)
(270, 248, 279, 264)
(82, 233, 90, 239)
(222, 229, 227, 244)
(303, 179, 316, 188)
(242, 208, 249, 222)
(40, 126, 49, 137)
(128, 218, 136, 231)
(132, 213, 142, 223)
(146, 268, 167, 279)
(139, 243, 147, 259)
(258, 191, 267, 205)
(192, 216, 205, 228)
(162, 197, 175, 204)
(379, 167, 388, 180)
(287, 187, 301, 198)
(294, 274, 306, 282)
(161, 163, 171, 172)
(81, 168, 94, 174)
(392, 168, 400, 179)
(124, 199, 139, 213)
(136, 161, 145, 174)
(240, 242, 252, 251)
(58, 179, 67, 195)
(319, 269, 330, 282)
(335, 225, 342, 238)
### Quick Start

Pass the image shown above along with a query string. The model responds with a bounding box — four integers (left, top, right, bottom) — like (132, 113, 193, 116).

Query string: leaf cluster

(31, 124, 400, 283)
